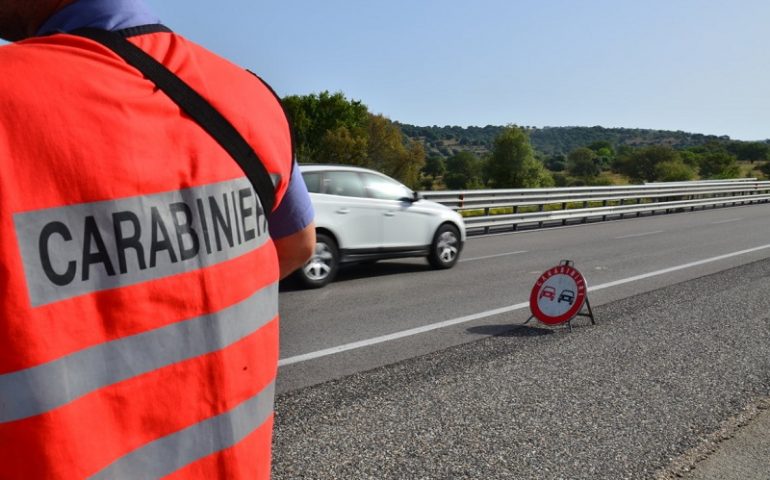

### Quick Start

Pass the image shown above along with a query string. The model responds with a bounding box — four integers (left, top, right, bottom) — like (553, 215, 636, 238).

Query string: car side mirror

(399, 191, 421, 203)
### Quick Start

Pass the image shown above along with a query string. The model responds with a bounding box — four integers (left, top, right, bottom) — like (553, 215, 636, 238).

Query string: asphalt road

(278, 203, 770, 394)
(273, 253, 770, 479)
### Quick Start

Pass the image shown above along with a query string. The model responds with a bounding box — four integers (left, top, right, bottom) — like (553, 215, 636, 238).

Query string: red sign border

(529, 265, 587, 325)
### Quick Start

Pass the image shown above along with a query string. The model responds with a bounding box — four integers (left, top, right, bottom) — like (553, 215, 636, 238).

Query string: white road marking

(278, 303, 528, 367)
(711, 218, 743, 225)
(460, 250, 528, 262)
(615, 230, 664, 239)
(278, 243, 770, 367)
(586, 244, 770, 292)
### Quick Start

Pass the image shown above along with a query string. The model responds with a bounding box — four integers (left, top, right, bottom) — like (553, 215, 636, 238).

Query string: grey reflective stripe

(0, 283, 277, 423)
(90, 382, 275, 480)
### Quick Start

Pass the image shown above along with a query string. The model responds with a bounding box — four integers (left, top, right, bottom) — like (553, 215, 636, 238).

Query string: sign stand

(525, 260, 595, 331)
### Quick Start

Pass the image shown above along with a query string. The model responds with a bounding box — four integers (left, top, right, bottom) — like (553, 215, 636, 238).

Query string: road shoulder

(657, 397, 770, 480)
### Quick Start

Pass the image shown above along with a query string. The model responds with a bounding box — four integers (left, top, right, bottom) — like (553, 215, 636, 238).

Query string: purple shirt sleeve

(36, 0, 160, 35)
(268, 162, 315, 239)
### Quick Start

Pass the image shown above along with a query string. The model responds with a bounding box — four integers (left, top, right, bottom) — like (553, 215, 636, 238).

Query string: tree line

(398, 124, 751, 159)
(283, 91, 770, 190)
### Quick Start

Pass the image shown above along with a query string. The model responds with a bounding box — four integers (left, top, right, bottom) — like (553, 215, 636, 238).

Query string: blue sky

(95, 2, 770, 140)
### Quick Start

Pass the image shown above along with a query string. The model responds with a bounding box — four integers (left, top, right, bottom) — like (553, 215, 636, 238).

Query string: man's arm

(274, 221, 315, 279)
(268, 163, 316, 279)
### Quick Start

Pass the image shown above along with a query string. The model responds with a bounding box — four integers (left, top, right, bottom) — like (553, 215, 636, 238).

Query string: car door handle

(384, 212, 396, 217)
(336, 208, 351, 214)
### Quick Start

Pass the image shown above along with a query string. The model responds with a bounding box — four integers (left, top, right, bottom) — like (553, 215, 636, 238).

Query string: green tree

(367, 114, 403, 172)
(698, 151, 740, 178)
(545, 154, 566, 172)
(367, 114, 425, 188)
(587, 140, 615, 171)
(735, 142, 770, 163)
(588, 140, 614, 154)
(444, 151, 483, 190)
(678, 150, 700, 168)
(282, 91, 369, 163)
(422, 155, 446, 178)
(282, 92, 425, 187)
(566, 147, 601, 178)
(552, 172, 568, 187)
(401, 140, 427, 189)
(445, 151, 483, 189)
(487, 126, 552, 188)
(614, 146, 680, 182)
(316, 126, 367, 166)
(654, 160, 697, 181)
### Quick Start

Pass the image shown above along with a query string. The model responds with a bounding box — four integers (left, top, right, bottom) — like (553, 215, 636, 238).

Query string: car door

(314, 170, 383, 252)
(361, 172, 433, 249)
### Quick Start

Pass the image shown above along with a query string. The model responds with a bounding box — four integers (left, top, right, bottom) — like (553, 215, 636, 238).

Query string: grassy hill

(397, 123, 752, 159)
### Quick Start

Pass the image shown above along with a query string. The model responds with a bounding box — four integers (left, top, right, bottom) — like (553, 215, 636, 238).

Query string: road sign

(529, 262, 588, 325)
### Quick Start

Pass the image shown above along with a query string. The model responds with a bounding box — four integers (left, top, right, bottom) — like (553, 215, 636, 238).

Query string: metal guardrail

(420, 179, 770, 235)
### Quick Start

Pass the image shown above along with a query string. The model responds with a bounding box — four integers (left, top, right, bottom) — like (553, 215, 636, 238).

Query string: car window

(362, 173, 412, 201)
(322, 171, 366, 198)
(302, 172, 321, 193)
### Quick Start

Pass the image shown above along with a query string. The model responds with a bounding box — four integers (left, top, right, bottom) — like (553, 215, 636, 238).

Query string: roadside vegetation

(283, 91, 770, 190)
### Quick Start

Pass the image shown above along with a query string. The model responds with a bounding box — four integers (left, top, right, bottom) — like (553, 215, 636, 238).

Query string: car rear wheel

(296, 233, 339, 288)
(428, 224, 461, 269)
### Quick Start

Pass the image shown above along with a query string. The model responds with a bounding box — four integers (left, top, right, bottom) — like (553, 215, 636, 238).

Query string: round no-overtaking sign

(529, 264, 587, 325)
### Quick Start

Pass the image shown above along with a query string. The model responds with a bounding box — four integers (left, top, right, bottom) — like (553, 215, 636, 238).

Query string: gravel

(272, 258, 770, 479)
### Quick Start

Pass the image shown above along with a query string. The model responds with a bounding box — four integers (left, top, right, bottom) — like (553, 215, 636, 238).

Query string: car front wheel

(428, 224, 461, 269)
(296, 233, 339, 288)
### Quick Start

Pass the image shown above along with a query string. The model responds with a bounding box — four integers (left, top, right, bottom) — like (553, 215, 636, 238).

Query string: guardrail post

(538, 204, 545, 228)
(513, 206, 518, 231)
(602, 200, 608, 221)
(582, 201, 588, 223)
(562, 202, 568, 225)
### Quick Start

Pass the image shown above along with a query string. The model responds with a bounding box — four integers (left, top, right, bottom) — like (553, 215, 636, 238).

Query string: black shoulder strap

(71, 27, 276, 214)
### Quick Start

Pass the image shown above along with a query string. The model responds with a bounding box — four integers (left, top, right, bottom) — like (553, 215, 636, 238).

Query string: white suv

(296, 164, 466, 288)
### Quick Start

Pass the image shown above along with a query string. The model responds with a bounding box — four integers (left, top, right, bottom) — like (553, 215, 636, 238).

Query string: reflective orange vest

(0, 30, 291, 479)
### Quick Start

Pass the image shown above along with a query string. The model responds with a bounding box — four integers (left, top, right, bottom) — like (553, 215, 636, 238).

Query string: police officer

(0, 0, 315, 478)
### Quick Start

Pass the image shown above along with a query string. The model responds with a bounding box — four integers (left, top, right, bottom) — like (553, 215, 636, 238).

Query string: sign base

(524, 296, 595, 331)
